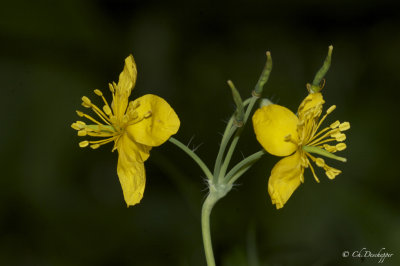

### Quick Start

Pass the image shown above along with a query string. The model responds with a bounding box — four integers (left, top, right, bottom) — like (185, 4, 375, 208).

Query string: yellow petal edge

(268, 151, 304, 209)
(127, 94, 180, 147)
(252, 104, 299, 157)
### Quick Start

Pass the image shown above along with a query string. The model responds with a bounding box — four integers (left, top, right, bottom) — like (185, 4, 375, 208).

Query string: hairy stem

(201, 193, 220, 266)
(169, 137, 213, 180)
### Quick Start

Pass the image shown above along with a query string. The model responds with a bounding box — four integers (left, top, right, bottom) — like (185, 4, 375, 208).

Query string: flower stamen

(76, 110, 103, 125)
(305, 154, 320, 183)
(94, 89, 114, 117)
(284, 134, 298, 145)
(81, 96, 112, 125)
(311, 105, 336, 137)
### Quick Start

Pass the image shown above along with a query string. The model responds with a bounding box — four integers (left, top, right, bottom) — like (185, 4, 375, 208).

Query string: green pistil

(86, 124, 117, 133)
(302, 145, 347, 162)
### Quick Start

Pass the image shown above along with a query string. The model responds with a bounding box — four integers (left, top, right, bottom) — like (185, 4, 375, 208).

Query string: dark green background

(1, 0, 399, 265)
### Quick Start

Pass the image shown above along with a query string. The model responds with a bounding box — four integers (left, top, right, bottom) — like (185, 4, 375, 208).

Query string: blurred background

(1, 0, 399, 265)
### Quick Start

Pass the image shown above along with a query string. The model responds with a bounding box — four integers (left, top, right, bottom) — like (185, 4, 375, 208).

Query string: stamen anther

(79, 141, 89, 148)
(330, 120, 340, 129)
(326, 105, 336, 114)
(82, 96, 91, 106)
(323, 144, 336, 153)
(94, 89, 103, 96)
(329, 129, 341, 137)
(103, 105, 112, 116)
(78, 130, 87, 136)
(339, 122, 350, 131)
(336, 143, 347, 151)
(76, 121, 86, 127)
(71, 121, 86, 130)
(325, 168, 341, 179)
(335, 133, 346, 142)
(108, 83, 115, 93)
(316, 158, 325, 167)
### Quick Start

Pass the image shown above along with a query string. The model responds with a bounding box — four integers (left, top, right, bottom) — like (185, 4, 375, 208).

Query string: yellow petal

(268, 151, 304, 209)
(252, 104, 299, 156)
(116, 133, 151, 206)
(127, 94, 180, 147)
(117, 54, 137, 97)
(113, 55, 138, 120)
(298, 92, 325, 117)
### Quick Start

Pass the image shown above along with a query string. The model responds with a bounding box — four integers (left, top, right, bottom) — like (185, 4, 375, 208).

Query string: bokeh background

(1, 0, 399, 265)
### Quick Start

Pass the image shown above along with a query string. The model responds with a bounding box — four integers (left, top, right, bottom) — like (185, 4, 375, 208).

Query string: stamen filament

(311, 138, 337, 146)
(89, 103, 112, 125)
(88, 136, 118, 145)
(304, 119, 316, 143)
(311, 109, 330, 137)
(124, 115, 148, 127)
(305, 156, 320, 183)
(309, 126, 331, 142)
(308, 128, 339, 146)
(96, 91, 113, 117)
(284, 134, 298, 145)
(77, 111, 103, 125)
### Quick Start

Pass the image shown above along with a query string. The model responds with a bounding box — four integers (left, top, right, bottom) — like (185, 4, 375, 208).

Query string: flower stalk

(169, 52, 272, 265)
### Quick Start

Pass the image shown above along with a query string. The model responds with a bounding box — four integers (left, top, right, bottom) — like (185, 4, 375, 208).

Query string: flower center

(71, 88, 152, 150)
(285, 97, 350, 182)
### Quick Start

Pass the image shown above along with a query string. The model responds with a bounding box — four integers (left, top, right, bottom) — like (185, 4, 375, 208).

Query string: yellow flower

(71, 55, 180, 206)
(252, 92, 350, 209)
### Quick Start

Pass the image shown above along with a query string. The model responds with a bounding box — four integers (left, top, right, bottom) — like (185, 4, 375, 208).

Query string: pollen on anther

(82, 96, 91, 105)
(94, 89, 103, 96)
(103, 105, 112, 116)
(71, 121, 86, 130)
(76, 110, 84, 117)
(326, 171, 336, 179)
(82, 102, 91, 108)
(316, 158, 325, 167)
(108, 83, 115, 93)
(71, 124, 79, 130)
(325, 168, 341, 180)
(336, 143, 347, 151)
(335, 133, 346, 142)
(79, 141, 89, 148)
(326, 105, 336, 114)
(339, 122, 350, 131)
(330, 129, 341, 137)
(90, 144, 100, 149)
(78, 130, 87, 136)
(323, 144, 336, 153)
(330, 120, 340, 129)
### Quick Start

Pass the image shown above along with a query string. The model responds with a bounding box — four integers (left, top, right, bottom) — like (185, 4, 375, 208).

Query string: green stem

(201, 193, 219, 266)
(213, 117, 236, 181)
(219, 96, 258, 177)
(169, 137, 213, 180)
(213, 96, 253, 181)
(225, 150, 266, 184)
(228, 164, 253, 185)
